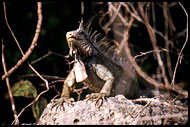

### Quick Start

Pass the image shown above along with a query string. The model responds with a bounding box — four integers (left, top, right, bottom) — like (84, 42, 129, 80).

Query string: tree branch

(2, 39, 19, 125)
(2, 2, 43, 80)
(171, 2, 189, 88)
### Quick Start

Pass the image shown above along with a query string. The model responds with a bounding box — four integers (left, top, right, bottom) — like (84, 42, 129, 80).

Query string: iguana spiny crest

(66, 19, 136, 79)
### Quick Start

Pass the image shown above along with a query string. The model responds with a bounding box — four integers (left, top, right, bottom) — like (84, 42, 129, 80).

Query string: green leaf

(11, 80, 37, 98)
(32, 97, 48, 121)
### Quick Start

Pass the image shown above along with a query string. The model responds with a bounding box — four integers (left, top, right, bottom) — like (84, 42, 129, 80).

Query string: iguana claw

(51, 96, 74, 110)
(85, 93, 106, 108)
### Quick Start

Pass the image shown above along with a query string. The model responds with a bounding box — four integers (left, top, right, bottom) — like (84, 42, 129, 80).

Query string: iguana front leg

(86, 64, 114, 106)
(51, 67, 76, 109)
(59, 68, 76, 104)
(52, 60, 88, 108)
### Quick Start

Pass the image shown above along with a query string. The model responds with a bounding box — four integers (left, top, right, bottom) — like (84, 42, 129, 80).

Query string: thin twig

(139, 3, 169, 86)
(163, 2, 173, 80)
(72, 85, 89, 101)
(3, 2, 24, 55)
(21, 73, 65, 80)
(120, 2, 143, 23)
(102, 2, 121, 30)
(2, 39, 19, 125)
(12, 63, 49, 125)
(30, 49, 70, 64)
(2, 1, 42, 80)
(133, 48, 169, 61)
(153, 28, 174, 47)
(120, 4, 187, 97)
(124, 36, 187, 97)
(33, 50, 72, 70)
(39, 79, 64, 87)
(107, 3, 127, 26)
(10, 2, 50, 124)
(117, 12, 134, 53)
(31, 50, 52, 64)
(133, 98, 188, 111)
(171, 2, 188, 88)
(128, 101, 151, 118)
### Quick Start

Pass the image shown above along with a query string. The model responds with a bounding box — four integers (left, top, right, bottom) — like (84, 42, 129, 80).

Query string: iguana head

(66, 19, 100, 60)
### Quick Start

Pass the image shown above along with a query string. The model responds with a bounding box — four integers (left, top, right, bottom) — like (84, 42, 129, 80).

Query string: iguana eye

(79, 30, 84, 34)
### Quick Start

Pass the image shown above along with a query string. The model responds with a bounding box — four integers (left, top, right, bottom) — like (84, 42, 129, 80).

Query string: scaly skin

(54, 19, 139, 107)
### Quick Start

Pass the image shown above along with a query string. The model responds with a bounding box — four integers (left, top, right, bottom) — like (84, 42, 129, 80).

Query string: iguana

(55, 19, 139, 106)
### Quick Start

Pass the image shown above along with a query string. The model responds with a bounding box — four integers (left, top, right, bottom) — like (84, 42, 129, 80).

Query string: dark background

(1, 2, 189, 124)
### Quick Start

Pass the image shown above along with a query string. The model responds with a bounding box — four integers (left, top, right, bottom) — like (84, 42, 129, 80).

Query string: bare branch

(2, 1, 43, 80)
(128, 101, 151, 118)
(133, 98, 188, 111)
(138, 3, 169, 86)
(3, 2, 24, 55)
(163, 2, 173, 80)
(121, 18, 187, 98)
(102, 2, 121, 30)
(10, 2, 50, 125)
(2, 39, 19, 125)
(31, 50, 52, 64)
(124, 32, 187, 97)
(104, 2, 187, 97)
(21, 73, 65, 80)
(171, 2, 189, 88)
(120, 2, 143, 23)
(133, 48, 169, 61)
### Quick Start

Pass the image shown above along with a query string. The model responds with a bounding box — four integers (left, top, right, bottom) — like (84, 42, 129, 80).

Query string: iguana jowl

(58, 19, 139, 105)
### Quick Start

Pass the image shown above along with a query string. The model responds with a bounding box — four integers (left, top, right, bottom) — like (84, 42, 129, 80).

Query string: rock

(37, 95, 188, 125)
